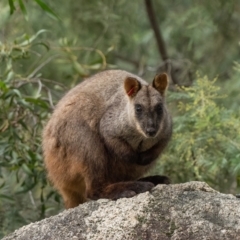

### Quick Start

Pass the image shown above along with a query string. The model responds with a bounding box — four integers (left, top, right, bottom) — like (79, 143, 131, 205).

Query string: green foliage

(8, 0, 60, 20)
(0, 1, 110, 233)
(157, 74, 240, 193)
(0, 30, 60, 237)
(0, 26, 108, 236)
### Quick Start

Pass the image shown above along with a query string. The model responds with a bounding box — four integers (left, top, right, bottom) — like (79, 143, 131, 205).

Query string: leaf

(45, 207, 57, 213)
(18, 99, 31, 109)
(34, 0, 60, 21)
(32, 41, 50, 51)
(0, 194, 15, 203)
(0, 81, 9, 92)
(19, 119, 29, 131)
(5, 70, 15, 82)
(3, 89, 21, 100)
(12, 151, 18, 161)
(46, 191, 54, 200)
(0, 120, 9, 132)
(12, 89, 22, 98)
(87, 63, 102, 70)
(19, 29, 48, 46)
(27, 150, 37, 162)
(22, 163, 33, 175)
(73, 61, 88, 76)
(25, 97, 49, 109)
(16, 181, 37, 194)
(18, 0, 28, 21)
(0, 181, 5, 189)
(8, 0, 16, 15)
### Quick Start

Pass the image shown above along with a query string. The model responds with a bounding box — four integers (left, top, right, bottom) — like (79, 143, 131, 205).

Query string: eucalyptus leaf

(8, 0, 16, 15)
(34, 0, 60, 21)
(19, 29, 48, 46)
(18, 0, 28, 21)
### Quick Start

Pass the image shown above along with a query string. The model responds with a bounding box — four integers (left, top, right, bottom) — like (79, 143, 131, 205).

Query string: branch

(144, 0, 168, 61)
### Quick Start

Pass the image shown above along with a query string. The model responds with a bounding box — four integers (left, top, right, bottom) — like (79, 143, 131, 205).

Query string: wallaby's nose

(146, 127, 157, 137)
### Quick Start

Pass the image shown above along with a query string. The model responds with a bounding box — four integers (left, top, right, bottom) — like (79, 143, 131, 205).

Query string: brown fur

(42, 70, 172, 209)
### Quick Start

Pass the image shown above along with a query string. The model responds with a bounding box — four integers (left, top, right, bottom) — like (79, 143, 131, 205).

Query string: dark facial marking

(134, 86, 164, 138)
(135, 104, 143, 115)
(155, 103, 163, 115)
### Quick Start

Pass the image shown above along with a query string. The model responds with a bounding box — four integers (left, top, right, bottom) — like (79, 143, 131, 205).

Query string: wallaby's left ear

(152, 73, 168, 96)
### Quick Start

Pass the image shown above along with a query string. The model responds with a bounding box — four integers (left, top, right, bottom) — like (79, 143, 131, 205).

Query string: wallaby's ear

(152, 73, 168, 96)
(124, 77, 141, 97)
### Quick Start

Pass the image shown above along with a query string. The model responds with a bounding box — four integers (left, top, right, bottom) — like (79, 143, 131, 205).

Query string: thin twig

(47, 89, 55, 109)
(36, 79, 42, 96)
(27, 54, 59, 79)
(29, 191, 36, 208)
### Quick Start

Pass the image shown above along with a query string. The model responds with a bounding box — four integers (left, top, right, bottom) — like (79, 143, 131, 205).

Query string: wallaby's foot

(113, 190, 136, 199)
(138, 175, 170, 186)
(92, 181, 154, 200)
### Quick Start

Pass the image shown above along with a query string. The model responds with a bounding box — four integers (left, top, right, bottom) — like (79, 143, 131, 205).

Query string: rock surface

(3, 181, 240, 240)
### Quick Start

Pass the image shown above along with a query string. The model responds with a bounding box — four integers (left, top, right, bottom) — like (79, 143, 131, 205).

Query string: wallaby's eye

(155, 104, 162, 113)
(135, 104, 142, 114)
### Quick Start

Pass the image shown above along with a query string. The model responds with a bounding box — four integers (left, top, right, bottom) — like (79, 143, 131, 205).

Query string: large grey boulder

(3, 181, 240, 240)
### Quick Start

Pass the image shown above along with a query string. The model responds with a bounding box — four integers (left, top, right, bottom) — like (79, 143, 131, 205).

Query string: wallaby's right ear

(124, 77, 141, 98)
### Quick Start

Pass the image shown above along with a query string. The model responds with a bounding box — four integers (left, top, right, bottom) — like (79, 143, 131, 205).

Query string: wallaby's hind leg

(60, 187, 87, 209)
(138, 175, 170, 186)
(58, 177, 87, 209)
(88, 181, 154, 201)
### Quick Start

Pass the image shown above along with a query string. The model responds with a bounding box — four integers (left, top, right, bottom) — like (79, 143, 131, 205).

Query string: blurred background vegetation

(0, 0, 240, 237)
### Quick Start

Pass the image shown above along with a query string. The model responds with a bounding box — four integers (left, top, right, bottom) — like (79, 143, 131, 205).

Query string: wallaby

(42, 70, 172, 209)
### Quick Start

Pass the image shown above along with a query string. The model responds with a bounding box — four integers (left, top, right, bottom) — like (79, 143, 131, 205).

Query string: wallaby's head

(124, 73, 169, 138)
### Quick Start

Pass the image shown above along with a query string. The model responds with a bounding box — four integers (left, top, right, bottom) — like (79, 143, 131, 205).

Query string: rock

(2, 181, 240, 240)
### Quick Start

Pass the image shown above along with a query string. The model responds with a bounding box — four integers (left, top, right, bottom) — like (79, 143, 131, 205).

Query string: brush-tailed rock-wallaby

(43, 70, 172, 208)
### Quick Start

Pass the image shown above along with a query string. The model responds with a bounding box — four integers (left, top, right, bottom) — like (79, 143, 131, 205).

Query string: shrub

(156, 74, 240, 193)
